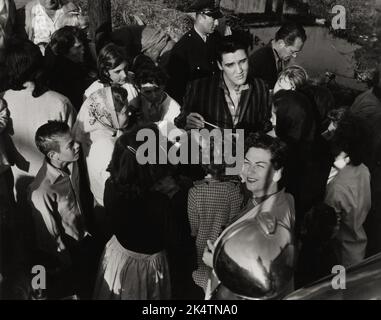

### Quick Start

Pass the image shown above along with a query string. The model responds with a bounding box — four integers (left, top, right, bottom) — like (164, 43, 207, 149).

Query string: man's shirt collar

(45, 161, 74, 184)
(271, 40, 283, 72)
(194, 26, 208, 43)
(218, 72, 250, 92)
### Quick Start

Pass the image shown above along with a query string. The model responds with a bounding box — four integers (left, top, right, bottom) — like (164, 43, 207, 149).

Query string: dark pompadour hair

(216, 35, 248, 62)
(35, 121, 70, 156)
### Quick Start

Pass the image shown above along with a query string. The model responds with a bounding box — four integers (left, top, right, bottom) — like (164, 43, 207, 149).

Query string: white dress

(86, 137, 114, 206)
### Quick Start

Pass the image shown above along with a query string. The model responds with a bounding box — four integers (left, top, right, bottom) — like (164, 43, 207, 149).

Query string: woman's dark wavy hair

(97, 43, 128, 84)
(107, 123, 173, 198)
(49, 26, 86, 56)
(4, 38, 48, 97)
(244, 132, 287, 171)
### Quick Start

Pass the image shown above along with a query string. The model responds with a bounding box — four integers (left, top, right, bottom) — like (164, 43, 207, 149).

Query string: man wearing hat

(165, 0, 223, 104)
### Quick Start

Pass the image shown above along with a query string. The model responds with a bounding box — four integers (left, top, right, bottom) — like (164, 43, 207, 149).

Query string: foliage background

(308, 0, 380, 71)
(77, 0, 193, 40)
(76, 0, 379, 76)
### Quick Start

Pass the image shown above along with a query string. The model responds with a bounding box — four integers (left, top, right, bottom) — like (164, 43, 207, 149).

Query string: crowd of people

(1, 0, 381, 300)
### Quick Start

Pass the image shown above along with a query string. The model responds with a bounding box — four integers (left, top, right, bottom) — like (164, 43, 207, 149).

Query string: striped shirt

(175, 72, 271, 133)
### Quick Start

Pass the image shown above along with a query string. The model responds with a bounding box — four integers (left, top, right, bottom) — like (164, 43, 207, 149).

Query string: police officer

(165, 0, 222, 104)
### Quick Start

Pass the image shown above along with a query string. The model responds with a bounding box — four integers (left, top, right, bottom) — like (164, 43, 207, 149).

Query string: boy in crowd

(28, 121, 94, 298)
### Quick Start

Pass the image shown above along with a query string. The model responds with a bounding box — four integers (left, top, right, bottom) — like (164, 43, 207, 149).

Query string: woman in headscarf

(73, 85, 136, 208)
(84, 43, 138, 105)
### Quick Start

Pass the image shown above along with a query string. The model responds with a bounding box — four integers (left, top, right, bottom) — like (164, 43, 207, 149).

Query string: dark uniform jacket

(249, 44, 278, 89)
(166, 28, 220, 104)
(175, 72, 271, 133)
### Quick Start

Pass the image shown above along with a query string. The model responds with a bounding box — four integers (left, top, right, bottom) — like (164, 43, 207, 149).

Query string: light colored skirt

(93, 235, 171, 300)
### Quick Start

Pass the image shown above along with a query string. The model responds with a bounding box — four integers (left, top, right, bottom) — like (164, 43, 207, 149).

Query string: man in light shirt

(29, 121, 94, 298)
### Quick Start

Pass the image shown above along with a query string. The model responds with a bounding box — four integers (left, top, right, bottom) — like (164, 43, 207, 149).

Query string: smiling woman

(204, 133, 296, 300)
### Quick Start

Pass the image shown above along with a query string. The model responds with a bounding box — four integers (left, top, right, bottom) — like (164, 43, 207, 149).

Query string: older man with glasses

(249, 22, 307, 89)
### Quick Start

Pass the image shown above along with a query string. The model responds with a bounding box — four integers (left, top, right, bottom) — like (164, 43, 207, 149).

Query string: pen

(203, 120, 220, 129)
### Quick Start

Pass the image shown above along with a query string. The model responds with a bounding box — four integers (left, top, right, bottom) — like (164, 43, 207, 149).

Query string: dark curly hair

(49, 26, 86, 57)
(244, 132, 287, 171)
(135, 65, 169, 88)
(107, 124, 174, 198)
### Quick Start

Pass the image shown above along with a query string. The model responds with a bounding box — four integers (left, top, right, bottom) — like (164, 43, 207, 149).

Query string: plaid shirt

(188, 179, 243, 291)
(30, 2, 64, 45)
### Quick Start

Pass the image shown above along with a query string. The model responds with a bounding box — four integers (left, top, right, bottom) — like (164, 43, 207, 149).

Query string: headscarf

(73, 86, 128, 157)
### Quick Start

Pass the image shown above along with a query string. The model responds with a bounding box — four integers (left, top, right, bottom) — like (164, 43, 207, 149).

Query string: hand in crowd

(186, 113, 205, 130)
(202, 240, 215, 268)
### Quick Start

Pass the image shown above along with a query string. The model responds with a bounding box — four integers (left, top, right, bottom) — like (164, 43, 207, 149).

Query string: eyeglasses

(287, 47, 301, 57)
